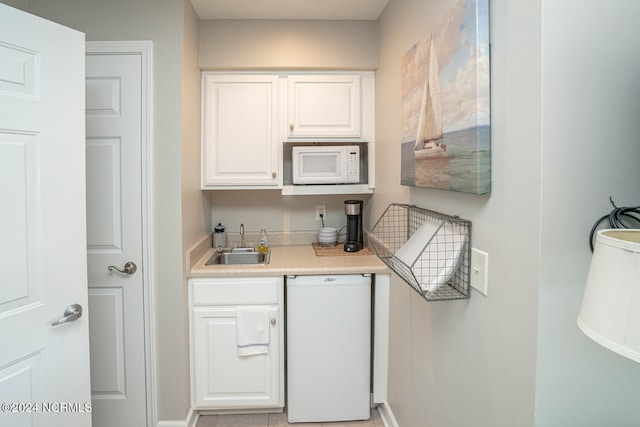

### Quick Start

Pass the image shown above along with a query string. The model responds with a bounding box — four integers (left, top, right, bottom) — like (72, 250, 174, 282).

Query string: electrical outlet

(315, 205, 327, 221)
(471, 248, 489, 296)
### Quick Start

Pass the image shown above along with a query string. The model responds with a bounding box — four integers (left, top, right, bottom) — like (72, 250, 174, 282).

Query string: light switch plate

(471, 248, 489, 296)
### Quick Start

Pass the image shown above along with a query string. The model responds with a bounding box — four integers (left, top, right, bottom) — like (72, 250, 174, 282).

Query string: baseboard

(377, 401, 399, 427)
(160, 405, 394, 427)
(157, 408, 197, 427)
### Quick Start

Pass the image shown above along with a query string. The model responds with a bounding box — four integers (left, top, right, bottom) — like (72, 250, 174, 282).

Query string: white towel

(236, 306, 269, 356)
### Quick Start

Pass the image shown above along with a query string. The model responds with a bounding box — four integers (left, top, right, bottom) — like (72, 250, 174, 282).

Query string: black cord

(589, 197, 640, 251)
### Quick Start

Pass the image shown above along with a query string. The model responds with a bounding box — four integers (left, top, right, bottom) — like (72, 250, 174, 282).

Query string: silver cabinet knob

(289, 124, 294, 131)
(272, 172, 277, 179)
(108, 261, 137, 275)
(270, 317, 276, 325)
(51, 304, 83, 327)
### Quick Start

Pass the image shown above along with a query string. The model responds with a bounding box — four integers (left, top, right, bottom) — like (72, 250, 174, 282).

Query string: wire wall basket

(369, 204, 471, 301)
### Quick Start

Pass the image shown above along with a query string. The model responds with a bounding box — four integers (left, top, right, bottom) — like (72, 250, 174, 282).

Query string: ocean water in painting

(401, 126, 490, 195)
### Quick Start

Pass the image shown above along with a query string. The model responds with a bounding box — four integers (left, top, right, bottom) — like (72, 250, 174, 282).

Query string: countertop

(188, 234, 389, 278)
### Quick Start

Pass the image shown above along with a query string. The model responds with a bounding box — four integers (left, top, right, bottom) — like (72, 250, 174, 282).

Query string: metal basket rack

(369, 204, 471, 301)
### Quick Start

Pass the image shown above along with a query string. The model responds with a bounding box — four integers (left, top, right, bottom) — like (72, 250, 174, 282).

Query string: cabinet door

(202, 74, 280, 188)
(192, 305, 281, 409)
(288, 74, 361, 138)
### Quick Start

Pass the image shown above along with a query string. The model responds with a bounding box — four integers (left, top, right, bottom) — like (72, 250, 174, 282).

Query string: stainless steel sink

(205, 250, 270, 266)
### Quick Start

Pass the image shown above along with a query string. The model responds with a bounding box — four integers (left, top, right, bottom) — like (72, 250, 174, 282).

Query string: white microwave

(292, 145, 360, 184)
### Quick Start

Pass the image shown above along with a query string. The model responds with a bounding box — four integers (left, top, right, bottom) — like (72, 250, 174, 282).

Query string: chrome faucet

(240, 223, 245, 248)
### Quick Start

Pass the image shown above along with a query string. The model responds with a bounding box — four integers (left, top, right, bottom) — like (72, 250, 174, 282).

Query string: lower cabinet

(189, 277, 284, 410)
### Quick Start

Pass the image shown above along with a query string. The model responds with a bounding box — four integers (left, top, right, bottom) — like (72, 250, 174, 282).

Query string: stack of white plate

(318, 227, 337, 247)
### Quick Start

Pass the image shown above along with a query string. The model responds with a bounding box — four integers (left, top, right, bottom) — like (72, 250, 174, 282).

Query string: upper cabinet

(202, 73, 280, 189)
(201, 71, 375, 193)
(287, 74, 361, 138)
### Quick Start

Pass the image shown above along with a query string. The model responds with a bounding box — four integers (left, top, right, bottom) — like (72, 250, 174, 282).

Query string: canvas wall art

(400, 0, 490, 195)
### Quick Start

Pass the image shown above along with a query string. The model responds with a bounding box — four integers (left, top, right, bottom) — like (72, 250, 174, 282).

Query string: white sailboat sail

(415, 38, 446, 159)
(414, 79, 428, 150)
(423, 38, 443, 142)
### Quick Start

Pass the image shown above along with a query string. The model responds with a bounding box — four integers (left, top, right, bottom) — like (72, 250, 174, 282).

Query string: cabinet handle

(270, 317, 276, 325)
(289, 124, 294, 131)
(272, 172, 276, 179)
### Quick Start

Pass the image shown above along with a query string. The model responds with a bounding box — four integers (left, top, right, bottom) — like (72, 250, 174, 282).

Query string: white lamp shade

(577, 229, 640, 363)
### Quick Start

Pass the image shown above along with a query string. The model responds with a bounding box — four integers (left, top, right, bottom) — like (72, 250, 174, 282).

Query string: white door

(0, 5, 91, 427)
(85, 51, 147, 426)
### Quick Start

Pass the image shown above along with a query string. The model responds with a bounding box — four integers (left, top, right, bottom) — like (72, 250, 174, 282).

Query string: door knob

(108, 261, 137, 275)
(51, 304, 83, 327)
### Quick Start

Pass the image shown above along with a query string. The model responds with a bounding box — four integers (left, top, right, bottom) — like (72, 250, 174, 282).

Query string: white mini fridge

(286, 274, 371, 423)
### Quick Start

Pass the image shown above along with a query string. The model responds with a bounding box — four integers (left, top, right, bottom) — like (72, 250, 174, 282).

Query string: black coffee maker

(344, 200, 364, 252)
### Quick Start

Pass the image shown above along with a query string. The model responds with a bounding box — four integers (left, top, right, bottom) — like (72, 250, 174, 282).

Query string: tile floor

(196, 408, 385, 427)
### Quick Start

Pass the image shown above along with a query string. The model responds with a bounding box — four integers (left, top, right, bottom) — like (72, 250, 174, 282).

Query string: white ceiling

(190, 0, 389, 20)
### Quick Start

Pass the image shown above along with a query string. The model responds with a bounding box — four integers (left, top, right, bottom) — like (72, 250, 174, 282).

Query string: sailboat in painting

(414, 38, 447, 159)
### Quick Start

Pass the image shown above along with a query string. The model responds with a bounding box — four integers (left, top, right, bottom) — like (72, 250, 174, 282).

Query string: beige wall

(181, 0, 207, 302)
(375, 0, 540, 425)
(179, 0, 206, 422)
(182, 0, 208, 247)
(199, 19, 377, 70)
(377, 0, 640, 426)
(1, 0, 27, 10)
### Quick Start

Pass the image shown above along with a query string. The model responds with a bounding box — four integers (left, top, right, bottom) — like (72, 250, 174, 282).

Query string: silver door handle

(108, 261, 137, 275)
(51, 304, 82, 327)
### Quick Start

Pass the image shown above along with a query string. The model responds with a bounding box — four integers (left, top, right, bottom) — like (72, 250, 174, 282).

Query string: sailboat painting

(401, 0, 490, 194)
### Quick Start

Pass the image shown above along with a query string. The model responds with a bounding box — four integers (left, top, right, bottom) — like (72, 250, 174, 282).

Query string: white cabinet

(201, 74, 280, 189)
(201, 71, 375, 194)
(287, 74, 362, 138)
(283, 72, 376, 195)
(189, 277, 284, 410)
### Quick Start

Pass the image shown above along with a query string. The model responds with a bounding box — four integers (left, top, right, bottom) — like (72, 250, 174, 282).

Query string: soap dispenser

(213, 223, 226, 251)
(257, 227, 269, 253)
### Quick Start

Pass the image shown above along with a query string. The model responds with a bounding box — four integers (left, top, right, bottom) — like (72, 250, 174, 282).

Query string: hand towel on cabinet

(236, 305, 269, 356)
